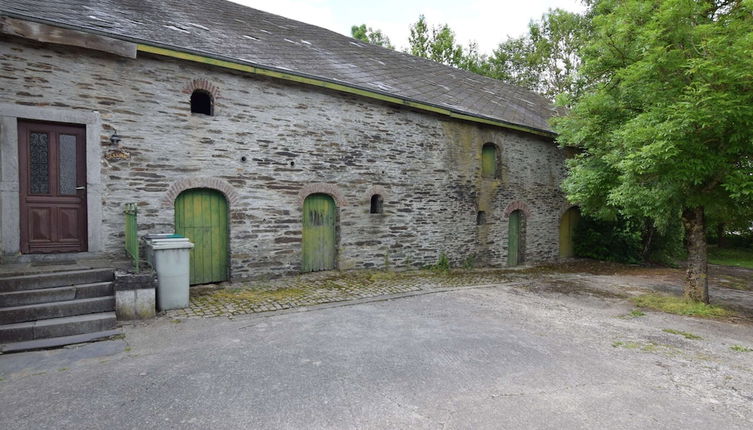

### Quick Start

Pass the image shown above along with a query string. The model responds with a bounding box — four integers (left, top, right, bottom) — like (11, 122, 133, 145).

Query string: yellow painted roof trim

(137, 44, 555, 138)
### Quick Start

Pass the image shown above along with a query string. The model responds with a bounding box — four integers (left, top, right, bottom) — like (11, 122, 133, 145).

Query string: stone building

(0, 0, 578, 285)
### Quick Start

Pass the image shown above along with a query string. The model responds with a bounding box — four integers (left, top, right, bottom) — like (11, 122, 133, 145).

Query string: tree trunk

(682, 207, 709, 304)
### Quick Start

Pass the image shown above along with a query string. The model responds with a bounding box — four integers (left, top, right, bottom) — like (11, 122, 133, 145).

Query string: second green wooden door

(302, 194, 336, 272)
(559, 207, 581, 258)
(175, 188, 229, 285)
(507, 210, 522, 266)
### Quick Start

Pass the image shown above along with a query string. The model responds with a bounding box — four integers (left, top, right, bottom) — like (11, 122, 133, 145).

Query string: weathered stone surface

(0, 36, 570, 280)
(114, 271, 156, 319)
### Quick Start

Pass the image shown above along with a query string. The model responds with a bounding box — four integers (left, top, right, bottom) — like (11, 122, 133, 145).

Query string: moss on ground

(662, 328, 703, 340)
(631, 294, 733, 318)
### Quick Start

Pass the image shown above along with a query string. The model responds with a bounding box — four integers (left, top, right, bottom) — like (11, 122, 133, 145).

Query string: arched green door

(507, 210, 522, 266)
(302, 194, 336, 272)
(559, 207, 581, 258)
(175, 188, 229, 285)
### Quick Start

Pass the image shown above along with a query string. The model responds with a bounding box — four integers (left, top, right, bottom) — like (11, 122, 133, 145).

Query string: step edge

(0, 311, 117, 330)
(0, 328, 122, 353)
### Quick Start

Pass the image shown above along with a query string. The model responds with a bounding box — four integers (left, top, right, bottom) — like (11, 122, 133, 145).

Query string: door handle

(76, 186, 86, 190)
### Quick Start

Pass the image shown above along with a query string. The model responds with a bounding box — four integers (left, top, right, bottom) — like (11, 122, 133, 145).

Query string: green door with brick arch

(302, 193, 337, 272)
(559, 207, 581, 258)
(507, 210, 522, 266)
(175, 188, 229, 285)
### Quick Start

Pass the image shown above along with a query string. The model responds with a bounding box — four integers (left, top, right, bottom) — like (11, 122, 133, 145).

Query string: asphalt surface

(1, 282, 752, 429)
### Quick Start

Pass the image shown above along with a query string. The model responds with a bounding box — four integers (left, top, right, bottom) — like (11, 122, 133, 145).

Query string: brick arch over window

(297, 183, 347, 207)
(503, 200, 532, 218)
(162, 177, 240, 207)
(182, 78, 221, 100)
(363, 185, 389, 203)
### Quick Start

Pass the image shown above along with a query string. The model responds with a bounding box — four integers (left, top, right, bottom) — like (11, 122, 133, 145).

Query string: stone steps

(0, 282, 113, 307)
(0, 312, 117, 343)
(0, 268, 118, 353)
(0, 329, 122, 354)
(0, 268, 114, 292)
(0, 296, 115, 324)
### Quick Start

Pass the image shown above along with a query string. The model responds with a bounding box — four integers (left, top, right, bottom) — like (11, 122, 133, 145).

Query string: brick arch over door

(503, 200, 532, 218)
(162, 177, 240, 208)
(297, 183, 347, 207)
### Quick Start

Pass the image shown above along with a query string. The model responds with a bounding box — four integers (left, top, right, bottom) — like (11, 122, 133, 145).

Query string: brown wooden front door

(18, 121, 88, 254)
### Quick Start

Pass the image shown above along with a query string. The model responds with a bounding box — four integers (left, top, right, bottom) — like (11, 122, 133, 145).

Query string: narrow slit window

(190, 90, 213, 115)
(476, 211, 486, 225)
(370, 194, 384, 214)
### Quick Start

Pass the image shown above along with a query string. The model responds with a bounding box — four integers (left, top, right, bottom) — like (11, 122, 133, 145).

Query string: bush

(573, 215, 683, 265)
(573, 215, 643, 263)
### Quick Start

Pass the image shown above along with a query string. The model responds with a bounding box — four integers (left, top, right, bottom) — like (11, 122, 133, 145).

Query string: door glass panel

(59, 134, 77, 195)
(29, 132, 50, 194)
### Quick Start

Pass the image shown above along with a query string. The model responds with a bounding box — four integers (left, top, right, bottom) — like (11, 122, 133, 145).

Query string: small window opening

(190, 90, 213, 115)
(481, 143, 498, 178)
(476, 211, 486, 225)
(370, 194, 384, 214)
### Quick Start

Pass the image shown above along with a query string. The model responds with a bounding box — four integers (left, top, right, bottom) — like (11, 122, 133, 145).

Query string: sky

(228, 0, 587, 54)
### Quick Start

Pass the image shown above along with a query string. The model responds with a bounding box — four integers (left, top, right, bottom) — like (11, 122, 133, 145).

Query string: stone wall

(0, 35, 569, 280)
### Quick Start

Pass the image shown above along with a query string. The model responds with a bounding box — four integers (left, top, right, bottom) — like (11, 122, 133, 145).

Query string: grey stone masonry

(0, 35, 570, 280)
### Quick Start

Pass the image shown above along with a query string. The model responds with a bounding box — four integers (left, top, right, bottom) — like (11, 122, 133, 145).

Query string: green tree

(407, 15, 466, 68)
(350, 24, 394, 49)
(489, 9, 590, 101)
(554, 0, 753, 303)
(408, 15, 431, 58)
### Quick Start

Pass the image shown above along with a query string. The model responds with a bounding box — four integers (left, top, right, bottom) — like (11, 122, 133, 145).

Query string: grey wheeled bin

(150, 236, 194, 310)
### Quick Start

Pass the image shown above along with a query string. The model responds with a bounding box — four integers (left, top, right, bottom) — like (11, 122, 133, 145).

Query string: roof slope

(0, 0, 556, 134)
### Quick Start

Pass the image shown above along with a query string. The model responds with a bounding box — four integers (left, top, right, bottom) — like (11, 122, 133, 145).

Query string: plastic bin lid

(144, 233, 184, 239)
(151, 240, 194, 250)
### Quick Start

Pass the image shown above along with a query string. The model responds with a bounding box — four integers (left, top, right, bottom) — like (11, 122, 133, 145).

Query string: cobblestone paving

(166, 269, 527, 319)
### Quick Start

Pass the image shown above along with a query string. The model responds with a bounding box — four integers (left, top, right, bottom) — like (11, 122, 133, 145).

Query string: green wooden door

(559, 207, 581, 258)
(175, 189, 229, 285)
(507, 211, 521, 266)
(302, 194, 336, 272)
(481, 143, 497, 178)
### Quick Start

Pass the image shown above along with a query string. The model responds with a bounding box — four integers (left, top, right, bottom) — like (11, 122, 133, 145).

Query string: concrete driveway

(1, 278, 752, 429)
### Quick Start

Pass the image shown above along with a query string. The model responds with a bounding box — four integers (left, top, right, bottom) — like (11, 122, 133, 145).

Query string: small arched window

(190, 90, 213, 116)
(370, 194, 384, 214)
(481, 143, 498, 178)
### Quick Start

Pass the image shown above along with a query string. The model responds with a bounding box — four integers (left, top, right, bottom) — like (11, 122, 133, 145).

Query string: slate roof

(0, 0, 556, 135)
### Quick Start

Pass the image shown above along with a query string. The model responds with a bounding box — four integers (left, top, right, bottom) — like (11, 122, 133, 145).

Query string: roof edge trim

(136, 44, 555, 138)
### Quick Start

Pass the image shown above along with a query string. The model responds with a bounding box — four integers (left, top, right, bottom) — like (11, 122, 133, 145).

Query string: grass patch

(631, 294, 733, 318)
(730, 345, 753, 352)
(709, 247, 753, 269)
(662, 328, 703, 340)
(618, 309, 646, 319)
(612, 340, 672, 353)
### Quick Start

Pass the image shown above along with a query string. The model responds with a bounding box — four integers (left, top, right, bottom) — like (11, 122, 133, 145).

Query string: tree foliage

(351, 24, 394, 49)
(554, 0, 753, 302)
(489, 9, 590, 102)
(407, 15, 464, 67)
